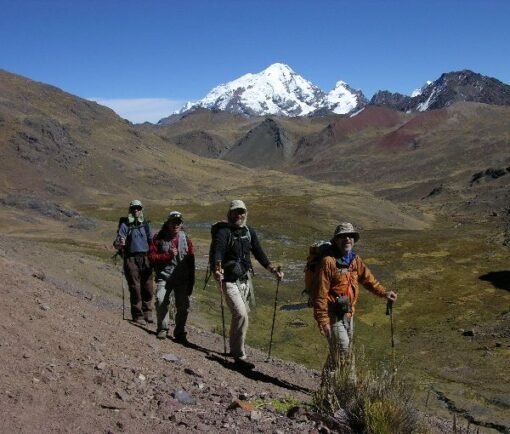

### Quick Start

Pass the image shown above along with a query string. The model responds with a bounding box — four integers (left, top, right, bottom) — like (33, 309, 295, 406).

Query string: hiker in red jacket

(148, 211, 195, 344)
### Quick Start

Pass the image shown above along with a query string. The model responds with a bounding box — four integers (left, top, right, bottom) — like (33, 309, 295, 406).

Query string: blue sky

(1, 0, 509, 123)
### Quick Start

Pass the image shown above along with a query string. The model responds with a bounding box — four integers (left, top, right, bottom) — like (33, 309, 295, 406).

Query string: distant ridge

(165, 66, 510, 122)
(370, 70, 510, 112)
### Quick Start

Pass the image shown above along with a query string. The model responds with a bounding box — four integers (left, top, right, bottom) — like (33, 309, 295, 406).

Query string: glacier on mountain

(174, 63, 365, 117)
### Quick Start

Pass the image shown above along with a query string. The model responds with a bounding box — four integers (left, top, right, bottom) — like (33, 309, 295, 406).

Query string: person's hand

(118, 237, 126, 247)
(170, 246, 178, 256)
(275, 269, 284, 281)
(386, 291, 397, 302)
(213, 269, 224, 283)
(269, 265, 284, 281)
(321, 324, 332, 339)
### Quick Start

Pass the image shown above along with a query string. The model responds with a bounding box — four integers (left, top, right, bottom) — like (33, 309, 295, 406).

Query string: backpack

(303, 240, 333, 303)
(203, 221, 252, 288)
(112, 217, 151, 260)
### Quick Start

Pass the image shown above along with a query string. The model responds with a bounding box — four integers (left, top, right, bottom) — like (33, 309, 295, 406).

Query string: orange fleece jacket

(312, 255, 386, 328)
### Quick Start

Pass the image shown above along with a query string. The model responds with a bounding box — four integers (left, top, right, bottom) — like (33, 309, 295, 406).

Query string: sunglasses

(232, 208, 246, 214)
(130, 206, 142, 211)
(335, 233, 356, 239)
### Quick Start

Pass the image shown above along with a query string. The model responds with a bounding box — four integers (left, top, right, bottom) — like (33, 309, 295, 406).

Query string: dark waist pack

(223, 259, 250, 281)
(330, 295, 352, 315)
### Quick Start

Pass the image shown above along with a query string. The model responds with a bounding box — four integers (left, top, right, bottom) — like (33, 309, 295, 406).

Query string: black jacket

(211, 224, 270, 282)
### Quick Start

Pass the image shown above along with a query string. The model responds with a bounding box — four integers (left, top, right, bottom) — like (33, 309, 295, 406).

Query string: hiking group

(114, 199, 397, 371)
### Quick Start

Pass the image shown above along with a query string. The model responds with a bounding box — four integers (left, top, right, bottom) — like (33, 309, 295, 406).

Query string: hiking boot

(144, 315, 154, 324)
(234, 358, 255, 370)
(134, 317, 147, 326)
(157, 329, 168, 340)
(174, 334, 189, 346)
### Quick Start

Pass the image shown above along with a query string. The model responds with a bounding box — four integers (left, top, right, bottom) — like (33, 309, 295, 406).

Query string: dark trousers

(124, 255, 154, 320)
(155, 280, 190, 338)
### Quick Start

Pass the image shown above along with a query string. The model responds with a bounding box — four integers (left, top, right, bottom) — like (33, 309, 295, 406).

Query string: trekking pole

(215, 261, 227, 362)
(266, 265, 282, 361)
(121, 268, 126, 320)
(112, 250, 126, 321)
(386, 299, 395, 348)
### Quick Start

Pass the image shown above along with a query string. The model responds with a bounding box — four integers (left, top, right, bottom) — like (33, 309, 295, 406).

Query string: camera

(334, 295, 352, 314)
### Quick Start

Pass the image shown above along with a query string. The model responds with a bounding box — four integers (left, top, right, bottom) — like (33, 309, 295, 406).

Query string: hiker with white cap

(210, 200, 284, 370)
(113, 200, 154, 325)
(312, 222, 397, 368)
(148, 211, 195, 343)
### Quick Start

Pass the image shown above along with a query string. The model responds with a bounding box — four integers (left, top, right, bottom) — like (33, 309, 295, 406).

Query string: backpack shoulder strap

(143, 220, 151, 243)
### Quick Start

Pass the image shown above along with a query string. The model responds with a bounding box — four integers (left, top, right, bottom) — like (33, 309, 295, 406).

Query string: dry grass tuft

(313, 349, 428, 434)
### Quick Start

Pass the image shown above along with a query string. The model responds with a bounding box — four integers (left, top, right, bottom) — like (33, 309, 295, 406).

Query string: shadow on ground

(206, 353, 312, 395)
(479, 271, 510, 291)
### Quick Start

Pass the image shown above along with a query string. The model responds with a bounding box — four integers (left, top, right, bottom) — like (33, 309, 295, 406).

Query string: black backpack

(203, 221, 252, 288)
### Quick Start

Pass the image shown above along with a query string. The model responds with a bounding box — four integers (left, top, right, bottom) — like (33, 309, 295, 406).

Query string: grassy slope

(1, 70, 508, 430)
(4, 199, 506, 429)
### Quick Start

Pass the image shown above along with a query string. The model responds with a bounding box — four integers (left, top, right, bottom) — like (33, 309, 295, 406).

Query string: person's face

(130, 206, 142, 217)
(166, 219, 182, 235)
(230, 208, 247, 226)
(334, 234, 355, 255)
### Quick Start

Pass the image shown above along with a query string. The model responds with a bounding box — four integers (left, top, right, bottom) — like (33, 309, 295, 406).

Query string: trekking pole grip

(386, 299, 393, 316)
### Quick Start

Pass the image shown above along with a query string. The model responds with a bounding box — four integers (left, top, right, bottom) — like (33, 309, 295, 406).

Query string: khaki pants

(326, 314, 354, 369)
(224, 279, 252, 359)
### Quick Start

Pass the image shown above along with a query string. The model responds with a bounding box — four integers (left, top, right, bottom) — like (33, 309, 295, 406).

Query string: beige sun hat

(229, 199, 247, 211)
(333, 222, 360, 241)
(129, 199, 143, 208)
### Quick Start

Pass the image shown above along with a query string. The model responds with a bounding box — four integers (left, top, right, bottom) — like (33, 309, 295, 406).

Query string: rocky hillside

(0, 235, 322, 433)
(370, 70, 510, 112)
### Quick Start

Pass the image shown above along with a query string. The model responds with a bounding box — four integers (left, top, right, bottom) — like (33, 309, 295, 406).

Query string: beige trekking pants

(224, 278, 253, 359)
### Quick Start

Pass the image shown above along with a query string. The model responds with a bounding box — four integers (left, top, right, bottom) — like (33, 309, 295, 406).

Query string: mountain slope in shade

(172, 63, 366, 118)
(223, 118, 295, 168)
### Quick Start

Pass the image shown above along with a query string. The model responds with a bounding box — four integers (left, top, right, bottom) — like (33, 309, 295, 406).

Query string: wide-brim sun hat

(333, 222, 360, 241)
(129, 199, 143, 209)
(229, 199, 247, 211)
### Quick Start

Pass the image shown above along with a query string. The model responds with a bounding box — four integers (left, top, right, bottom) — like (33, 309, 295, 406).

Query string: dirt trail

(0, 236, 322, 433)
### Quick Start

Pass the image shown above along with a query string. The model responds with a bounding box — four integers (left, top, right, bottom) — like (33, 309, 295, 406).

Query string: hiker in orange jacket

(312, 222, 397, 367)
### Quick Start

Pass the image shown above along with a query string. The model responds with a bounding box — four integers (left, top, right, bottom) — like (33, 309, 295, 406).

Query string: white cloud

(88, 97, 185, 124)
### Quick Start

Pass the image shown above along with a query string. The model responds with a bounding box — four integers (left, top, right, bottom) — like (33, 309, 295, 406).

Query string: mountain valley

(1, 68, 509, 432)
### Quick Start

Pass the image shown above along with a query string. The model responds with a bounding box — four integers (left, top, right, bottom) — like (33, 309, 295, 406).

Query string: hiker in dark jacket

(211, 200, 284, 369)
(148, 211, 195, 343)
(113, 200, 154, 325)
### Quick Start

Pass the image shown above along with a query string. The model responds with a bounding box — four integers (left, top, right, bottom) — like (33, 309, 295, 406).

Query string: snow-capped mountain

(173, 63, 366, 118)
(169, 66, 510, 121)
(325, 81, 368, 114)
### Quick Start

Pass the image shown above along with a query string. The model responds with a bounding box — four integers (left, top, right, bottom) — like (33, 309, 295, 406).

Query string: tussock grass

(313, 350, 428, 434)
(251, 394, 303, 413)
